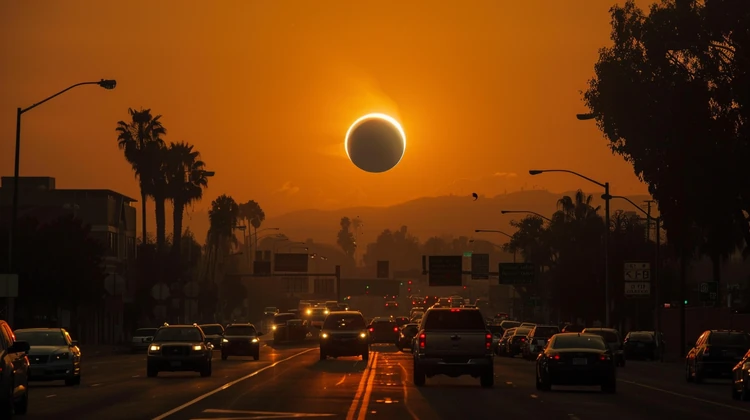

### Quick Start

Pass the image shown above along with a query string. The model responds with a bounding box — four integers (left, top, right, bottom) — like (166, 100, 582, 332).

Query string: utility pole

(644, 200, 655, 243)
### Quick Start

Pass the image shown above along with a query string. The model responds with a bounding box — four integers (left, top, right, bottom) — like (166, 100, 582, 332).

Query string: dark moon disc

(345, 115, 406, 173)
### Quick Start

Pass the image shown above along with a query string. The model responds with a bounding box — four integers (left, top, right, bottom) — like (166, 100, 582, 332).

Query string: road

(23, 339, 750, 419)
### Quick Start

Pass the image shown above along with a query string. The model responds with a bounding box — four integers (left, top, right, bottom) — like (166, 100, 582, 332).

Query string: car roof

(226, 323, 255, 327)
(199, 323, 223, 327)
(327, 311, 363, 316)
(161, 324, 202, 329)
(582, 328, 618, 332)
(553, 332, 605, 338)
(15, 328, 64, 332)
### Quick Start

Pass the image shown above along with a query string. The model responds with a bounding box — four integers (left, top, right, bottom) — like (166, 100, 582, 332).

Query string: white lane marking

(345, 354, 376, 420)
(192, 408, 335, 419)
(151, 348, 315, 420)
(45, 394, 56, 398)
(530, 394, 538, 399)
(396, 362, 421, 420)
(568, 415, 581, 420)
(357, 353, 379, 420)
(618, 379, 750, 413)
(90, 383, 102, 387)
(132, 375, 140, 378)
(336, 375, 347, 386)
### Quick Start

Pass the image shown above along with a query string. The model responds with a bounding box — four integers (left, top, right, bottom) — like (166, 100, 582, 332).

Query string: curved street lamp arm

(474, 229, 513, 239)
(529, 169, 606, 189)
(607, 195, 661, 223)
(501, 210, 552, 223)
(21, 81, 108, 114)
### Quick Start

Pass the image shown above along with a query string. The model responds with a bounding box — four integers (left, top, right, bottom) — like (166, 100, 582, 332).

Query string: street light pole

(530, 169, 611, 327)
(500, 210, 553, 223)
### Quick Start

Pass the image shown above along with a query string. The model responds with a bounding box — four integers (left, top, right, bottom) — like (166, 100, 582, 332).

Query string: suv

(15, 327, 82, 386)
(0, 320, 30, 416)
(319, 311, 370, 361)
(199, 323, 224, 348)
(221, 323, 262, 360)
(413, 308, 494, 387)
(147, 324, 213, 377)
(687, 330, 750, 383)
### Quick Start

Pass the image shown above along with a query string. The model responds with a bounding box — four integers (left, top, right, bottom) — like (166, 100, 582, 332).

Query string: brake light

(599, 354, 609, 361)
(369, 327, 374, 332)
(552, 354, 560, 360)
(419, 333, 426, 348)
(450, 308, 460, 312)
(520, 337, 526, 342)
(393, 327, 399, 332)
(703, 347, 710, 357)
(485, 333, 492, 350)
(395, 303, 398, 306)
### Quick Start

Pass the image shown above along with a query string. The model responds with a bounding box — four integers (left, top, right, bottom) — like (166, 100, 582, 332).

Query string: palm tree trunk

(154, 196, 167, 252)
(140, 192, 148, 243)
(172, 199, 185, 257)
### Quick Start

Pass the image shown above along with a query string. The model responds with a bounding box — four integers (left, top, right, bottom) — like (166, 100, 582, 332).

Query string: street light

(8, 79, 117, 273)
(474, 229, 516, 263)
(604, 193, 664, 356)
(530, 168, 612, 327)
(500, 210, 552, 223)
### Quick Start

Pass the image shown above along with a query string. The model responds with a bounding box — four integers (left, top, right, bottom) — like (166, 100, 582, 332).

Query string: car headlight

(222, 338, 229, 343)
(324, 309, 330, 314)
(52, 352, 70, 360)
(193, 345, 205, 351)
(272, 325, 277, 330)
(149, 345, 160, 352)
(359, 332, 367, 339)
(251, 338, 259, 343)
(306, 309, 312, 315)
(321, 333, 328, 339)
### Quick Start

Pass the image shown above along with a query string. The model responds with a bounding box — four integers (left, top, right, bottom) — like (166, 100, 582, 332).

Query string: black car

(524, 325, 560, 360)
(624, 331, 657, 360)
(319, 311, 370, 361)
(0, 320, 30, 416)
(732, 348, 750, 400)
(368, 318, 399, 344)
(582, 328, 625, 367)
(147, 324, 213, 377)
(507, 327, 532, 357)
(392, 316, 410, 327)
(398, 323, 419, 351)
(536, 333, 616, 393)
(687, 330, 750, 383)
(221, 323, 262, 360)
(199, 323, 225, 348)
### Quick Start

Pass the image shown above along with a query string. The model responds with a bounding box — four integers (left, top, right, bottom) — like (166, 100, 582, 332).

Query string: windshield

(323, 314, 366, 330)
(628, 332, 654, 342)
(514, 327, 532, 336)
(402, 325, 419, 335)
(503, 329, 516, 338)
(709, 332, 750, 346)
(584, 330, 620, 343)
(500, 321, 521, 329)
(155, 327, 203, 342)
(134, 328, 157, 336)
(200, 325, 224, 335)
(224, 326, 257, 336)
(552, 335, 607, 350)
(533, 327, 560, 338)
(423, 310, 485, 330)
(14, 330, 67, 346)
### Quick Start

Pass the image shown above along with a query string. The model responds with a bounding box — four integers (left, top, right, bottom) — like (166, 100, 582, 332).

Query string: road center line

(618, 379, 750, 413)
(357, 353, 378, 420)
(151, 348, 315, 420)
(336, 375, 347, 386)
(346, 353, 376, 420)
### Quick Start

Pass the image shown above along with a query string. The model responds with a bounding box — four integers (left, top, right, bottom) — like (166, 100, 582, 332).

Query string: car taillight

(369, 327, 374, 332)
(521, 337, 526, 342)
(599, 354, 609, 361)
(703, 347, 710, 357)
(551, 354, 560, 360)
(450, 308, 460, 312)
(485, 333, 492, 350)
(393, 327, 399, 332)
(419, 333, 426, 348)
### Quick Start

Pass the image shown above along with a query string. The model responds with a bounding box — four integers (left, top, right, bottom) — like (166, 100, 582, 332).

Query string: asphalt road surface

(23, 337, 750, 420)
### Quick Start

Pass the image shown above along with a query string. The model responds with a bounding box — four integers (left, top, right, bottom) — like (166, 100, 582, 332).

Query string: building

(0, 176, 137, 344)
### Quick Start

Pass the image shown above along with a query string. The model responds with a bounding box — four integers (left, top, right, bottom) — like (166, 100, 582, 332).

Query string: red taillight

(395, 303, 398, 306)
(599, 354, 607, 361)
(419, 333, 426, 348)
(520, 337, 526, 342)
(369, 327, 374, 332)
(450, 308, 460, 312)
(393, 327, 399, 332)
(485, 333, 492, 350)
(552, 354, 560, 360)
(703, 348, 710, 357)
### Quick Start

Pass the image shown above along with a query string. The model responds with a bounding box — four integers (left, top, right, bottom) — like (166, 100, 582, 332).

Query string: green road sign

(498, 263, 536, 285)
(699, 281, 718, 302)
(463, 251, 473, 257)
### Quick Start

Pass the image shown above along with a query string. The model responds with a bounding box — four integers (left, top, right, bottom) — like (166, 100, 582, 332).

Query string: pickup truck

(413, 307, 494, 387)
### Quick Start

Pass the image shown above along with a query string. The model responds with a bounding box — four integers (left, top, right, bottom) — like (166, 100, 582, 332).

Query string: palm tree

(115, 108, 166, 243)
(165, 142, 209, 257)
(239, 200, 265, 252)
(205, 195, 239, 282)
(149, 141, 169, 252)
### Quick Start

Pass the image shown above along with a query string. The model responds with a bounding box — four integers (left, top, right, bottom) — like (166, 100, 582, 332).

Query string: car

(1, 320, 30, 416)
(410, 307, 425, 317)
(496, 328, 516, 356)
(687, 330, 750, 383)
(536, 332, 616, 393)
(15, 327, 82, 386)
(199, 323, 224, 348)
(507, 327, 532, 357)
(413, 307, 494, 387)
(221, 323, 262, 360)
(499, 320, 521, 330)
(731, 348, 750, 400)
(392, 316, 410, 327)
(308, 307, 330, 334)
(368, 318, 399, 344)
(385, 301, 399, 310)
(623, 331, 657, 360)
(487, 324, 504, 352)
(130, 328, 157, 353)
(319, 311, 370, 361)
(524, 325, 561, 360)
(397, 323, 419, 351)
(582, 328, 625, 367)
(147, 324, 213, 377)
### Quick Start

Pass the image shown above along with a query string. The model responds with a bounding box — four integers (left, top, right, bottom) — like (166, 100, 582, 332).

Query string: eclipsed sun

(344, 113, 406, 173)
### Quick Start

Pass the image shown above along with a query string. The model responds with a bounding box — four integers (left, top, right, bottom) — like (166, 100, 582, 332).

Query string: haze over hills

(183, 190, 654, 246)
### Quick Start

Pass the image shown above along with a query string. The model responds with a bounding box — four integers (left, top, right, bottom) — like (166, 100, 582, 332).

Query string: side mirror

(10, 340, 30, 354)
(257, 332, 264, 337)
(71, 340, 79, 346)
(205, 338, 212, 344)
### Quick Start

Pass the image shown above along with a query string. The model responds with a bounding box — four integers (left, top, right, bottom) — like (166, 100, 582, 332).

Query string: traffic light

(684, 299, 688, 305)
(408, 280, 412, 285)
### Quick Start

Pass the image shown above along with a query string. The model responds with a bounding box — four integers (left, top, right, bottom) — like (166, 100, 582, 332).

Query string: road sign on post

(471, 253, 490, 280)
(377, 261, 389, 278)
(428, 256, 463, 286)
(498, 263, 535, 285)
(700, 281, 718, 302)
(624, 262, 651, 297)
(273, 253, 309, 272)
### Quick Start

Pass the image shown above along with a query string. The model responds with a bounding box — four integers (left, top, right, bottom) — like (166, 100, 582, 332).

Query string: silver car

(14, 328, 82, 386)
(131, 328, 157, 353)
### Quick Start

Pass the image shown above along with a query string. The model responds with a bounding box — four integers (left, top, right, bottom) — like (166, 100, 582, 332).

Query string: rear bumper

(698, 361, 737, 377)
(546, 366, 614, 385)
(221, 342, 260, 355)
(320, 342, 369, 357)
(415, 355, 493, 376)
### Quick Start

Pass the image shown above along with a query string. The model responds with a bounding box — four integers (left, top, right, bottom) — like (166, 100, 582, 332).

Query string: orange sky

(0, 0, 653, 224)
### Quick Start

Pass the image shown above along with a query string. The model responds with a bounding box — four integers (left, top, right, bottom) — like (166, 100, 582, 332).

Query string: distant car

(524, 325, 561, 360)
(385, 301, 399, 310)
(16, 327, 81, 386)
(496, 328, 516, 356)
(199, 324, 224, 348)
(131, 327, 158, 353)
(2, 320, 30, 416)
(392, 316, 410, 327)
(147, 324, 213, 377)
(732, 348, 750, 400)
(309, 307, 330, 333)
(368, 318, 399, 344)
(319, 311, 370, 361)
(624, 331, 657, 360)
(263, 307, 279, 317)
(221, 323, 262, 360)
(536, 333, 616, 393)
(410, 307, 425, 317)
(507, 327, 532, 357)
(582, 328, 625, 367)
(499, 320, 521, 330)
(398, 323, 419, 351)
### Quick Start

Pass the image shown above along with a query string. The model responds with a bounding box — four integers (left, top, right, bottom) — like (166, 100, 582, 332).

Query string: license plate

(170, 361, 181, 367)
(537, 340, 545, 346)
(573, 358, 587, 365)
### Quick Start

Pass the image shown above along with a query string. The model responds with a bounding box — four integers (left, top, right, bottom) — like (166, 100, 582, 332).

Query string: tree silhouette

(362, 226, 421, 271)
(206, 195, 239, 282)
(337, 217, 356, 259)
(165, 142, 209, 257)
(238, 200, 265, 253)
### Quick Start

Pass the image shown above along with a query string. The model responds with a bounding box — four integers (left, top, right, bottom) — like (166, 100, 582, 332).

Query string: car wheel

(413, 364, 425, 386)
(13, 388, 28, 415)
(64, 375, 81, 386)
(221, 353, 228, 361)
(200, 362, 212, 377)
(480, 367, 494, 388)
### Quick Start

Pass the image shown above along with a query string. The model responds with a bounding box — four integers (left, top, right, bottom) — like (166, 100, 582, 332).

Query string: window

(107, 232, 119, 257)
(551, 335, 607, 350)
(323, 314, 366, 330)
